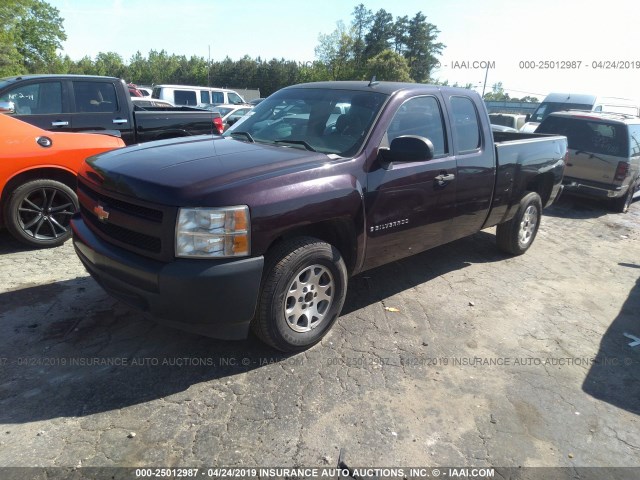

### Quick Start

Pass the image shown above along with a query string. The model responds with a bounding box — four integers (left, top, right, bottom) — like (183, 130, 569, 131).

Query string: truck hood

(83, 135, 332, 205)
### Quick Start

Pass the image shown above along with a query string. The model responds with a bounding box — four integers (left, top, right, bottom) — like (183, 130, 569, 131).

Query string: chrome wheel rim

(519, 205, 538, 245)
(284, 264, 335, 333)
(18, 187, 75, 241)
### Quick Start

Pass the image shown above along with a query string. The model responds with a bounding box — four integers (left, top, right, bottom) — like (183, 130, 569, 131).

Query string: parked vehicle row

(489, 113, 527, 131)
(0, 75, 225, 145)
(70, 80, 568, 351)
(197, 104, 253, 131)
(151, 84, 247, 107)
(520, 92, 640, 133)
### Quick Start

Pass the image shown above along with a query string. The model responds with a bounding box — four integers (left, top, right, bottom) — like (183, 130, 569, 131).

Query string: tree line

(1, 2, 447, 96)
(1, 1, 537, 101)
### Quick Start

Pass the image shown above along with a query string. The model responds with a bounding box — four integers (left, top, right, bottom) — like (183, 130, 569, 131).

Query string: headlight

(175, 206, 250, 258)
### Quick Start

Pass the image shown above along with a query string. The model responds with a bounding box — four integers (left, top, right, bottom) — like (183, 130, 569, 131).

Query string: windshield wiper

(229, 131, 255, 143)
(274, 139, 316, 152)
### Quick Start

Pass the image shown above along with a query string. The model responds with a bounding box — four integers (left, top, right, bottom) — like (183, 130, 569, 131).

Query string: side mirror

(0, 101, 16, 114)
(381, 135, 435, 164)
(525, 113, 531, 122)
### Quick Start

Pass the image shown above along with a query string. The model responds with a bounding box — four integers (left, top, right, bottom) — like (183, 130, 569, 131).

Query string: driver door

(363, 95, 458, 270)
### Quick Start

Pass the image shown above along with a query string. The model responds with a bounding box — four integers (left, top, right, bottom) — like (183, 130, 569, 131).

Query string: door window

(0, 82, 62, 114)
(386, 96, 447, 157)
(73, 81, 118, 113)
(174, 90, 197, 105)
(227, 92, 243, 104)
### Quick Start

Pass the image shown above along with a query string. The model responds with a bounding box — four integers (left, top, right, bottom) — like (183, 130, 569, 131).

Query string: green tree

(8, 0, 67, 73)
(93, 52, 127, 78)
(0, 1, 22, 75)
(364, 50, 412, 82)
(350, 3, 372, 71)
(483, 82, 510, 101)
(314, 21, 356, 80)
(392, 15, 409, 54)
(404, 12, 444, 82)
(363, 9, 394, 60)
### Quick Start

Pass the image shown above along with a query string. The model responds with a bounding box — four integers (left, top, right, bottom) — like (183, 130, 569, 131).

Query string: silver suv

(537, 111, 640, 212)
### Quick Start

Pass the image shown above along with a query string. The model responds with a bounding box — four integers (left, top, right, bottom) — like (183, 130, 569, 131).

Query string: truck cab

(0, 75, 135, 143)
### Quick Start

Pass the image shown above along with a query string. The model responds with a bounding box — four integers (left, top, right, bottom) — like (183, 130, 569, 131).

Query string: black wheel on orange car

(252, 237, 348, 352)
(496, 191, 542, 255)
(4, 179, 78, 248)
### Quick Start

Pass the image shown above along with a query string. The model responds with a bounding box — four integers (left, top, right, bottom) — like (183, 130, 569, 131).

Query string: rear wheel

(610, 181, 636, 213)
(252, 237, 348, 352)
(4, 179, 78, 248)
(496, 191, 542, 255)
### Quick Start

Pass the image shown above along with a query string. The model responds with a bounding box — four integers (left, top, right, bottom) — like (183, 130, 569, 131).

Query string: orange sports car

(1, 108, 125, 247)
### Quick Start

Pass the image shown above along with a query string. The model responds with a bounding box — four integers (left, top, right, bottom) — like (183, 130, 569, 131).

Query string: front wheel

(496, 191, 542, 255)
(252, 237, 348, 352)
(4, 179, 78, 248)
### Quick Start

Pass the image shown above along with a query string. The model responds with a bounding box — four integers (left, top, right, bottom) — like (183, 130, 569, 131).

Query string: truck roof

(1, 74, 121, 85)
(548, 110, 640, 125)
(283, 80, 476, 97)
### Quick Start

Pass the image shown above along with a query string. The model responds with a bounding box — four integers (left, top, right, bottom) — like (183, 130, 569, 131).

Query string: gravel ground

(0, 195, 638, 475)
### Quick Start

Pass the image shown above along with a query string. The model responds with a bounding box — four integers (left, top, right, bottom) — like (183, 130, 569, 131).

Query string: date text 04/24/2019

(518, 60, 640, 69)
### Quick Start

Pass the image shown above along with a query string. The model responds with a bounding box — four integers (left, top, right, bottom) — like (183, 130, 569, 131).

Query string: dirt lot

(0, 195, 638, 474)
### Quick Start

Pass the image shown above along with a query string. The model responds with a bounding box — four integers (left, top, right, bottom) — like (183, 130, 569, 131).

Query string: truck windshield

(529, 102, 593, 123)
(224, 87, 388, 157)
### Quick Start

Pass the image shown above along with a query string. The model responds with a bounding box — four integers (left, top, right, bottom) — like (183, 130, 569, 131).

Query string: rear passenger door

(363, 94, 458, 270)
(1, 79, 72, 131)
(445, 95, 495, 238)
(70, 80, 134, 144)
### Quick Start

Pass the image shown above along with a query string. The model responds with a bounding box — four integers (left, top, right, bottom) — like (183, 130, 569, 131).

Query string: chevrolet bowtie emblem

(93, 205, 110, 222)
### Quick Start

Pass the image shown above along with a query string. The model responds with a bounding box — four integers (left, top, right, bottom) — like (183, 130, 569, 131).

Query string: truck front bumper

(71, 216, 264, 340)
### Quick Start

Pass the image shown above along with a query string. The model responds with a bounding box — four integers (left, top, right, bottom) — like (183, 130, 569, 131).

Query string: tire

(4, 179, 78, 248)
(496, 191, 542, 255)
(252, 237, 348, 352)
(610, 181, 636, 213)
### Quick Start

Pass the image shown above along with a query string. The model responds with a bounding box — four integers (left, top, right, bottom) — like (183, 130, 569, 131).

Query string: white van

(521, 93, 640, 132)
(151, 85, 246, 106)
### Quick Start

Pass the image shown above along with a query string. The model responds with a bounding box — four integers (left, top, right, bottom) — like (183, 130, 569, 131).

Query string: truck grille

(77, 178, 176, 261)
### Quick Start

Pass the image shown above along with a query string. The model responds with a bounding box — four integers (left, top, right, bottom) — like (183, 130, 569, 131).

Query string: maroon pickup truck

(71, 81, 567, 351)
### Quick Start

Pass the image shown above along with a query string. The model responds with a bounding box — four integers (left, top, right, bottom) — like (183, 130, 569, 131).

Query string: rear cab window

(450, 96, 482, 153)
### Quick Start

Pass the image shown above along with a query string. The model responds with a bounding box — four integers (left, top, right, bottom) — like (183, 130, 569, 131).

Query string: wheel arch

(0, 166, 77, 226)
(526, 171, 556, 208)
(264, 218, 358, 275)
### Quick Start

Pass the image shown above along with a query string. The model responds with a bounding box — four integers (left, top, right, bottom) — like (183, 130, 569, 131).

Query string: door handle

(112, 118, 128, 124)
(51, 121, 69, 127)
(435, 173, 455, 184)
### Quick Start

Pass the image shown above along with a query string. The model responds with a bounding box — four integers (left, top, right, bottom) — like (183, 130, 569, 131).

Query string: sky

(47, 0, 640, 100)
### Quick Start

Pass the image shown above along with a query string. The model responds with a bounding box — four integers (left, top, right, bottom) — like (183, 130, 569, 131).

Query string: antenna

(207, 45, 211, 88)
(368, 75, 379, 87)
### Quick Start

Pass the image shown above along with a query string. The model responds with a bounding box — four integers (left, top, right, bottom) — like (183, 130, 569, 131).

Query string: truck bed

(484, 131, 567, 228)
